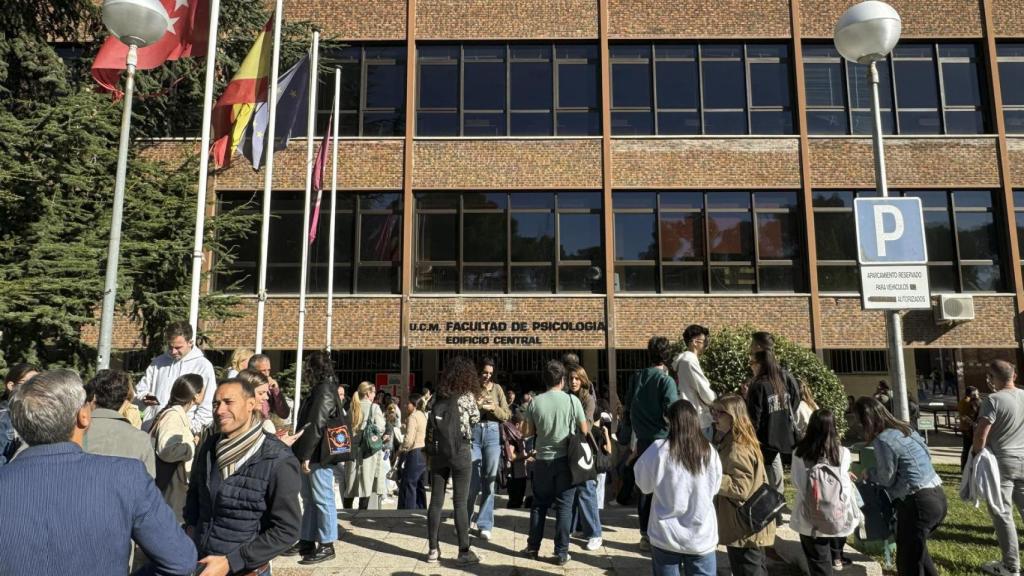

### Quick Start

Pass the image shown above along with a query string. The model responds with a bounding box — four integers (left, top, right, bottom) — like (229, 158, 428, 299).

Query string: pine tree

(0, 0, 307, 371)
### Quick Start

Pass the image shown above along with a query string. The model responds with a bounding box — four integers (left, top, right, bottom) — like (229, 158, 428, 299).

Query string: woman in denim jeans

(854, 397, 947, 576)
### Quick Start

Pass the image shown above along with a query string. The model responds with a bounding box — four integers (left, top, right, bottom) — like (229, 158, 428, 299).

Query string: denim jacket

(868, 428, 941, 501)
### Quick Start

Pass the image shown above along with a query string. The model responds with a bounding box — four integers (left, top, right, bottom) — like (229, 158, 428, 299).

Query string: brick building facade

(98, 0, 1024, 402)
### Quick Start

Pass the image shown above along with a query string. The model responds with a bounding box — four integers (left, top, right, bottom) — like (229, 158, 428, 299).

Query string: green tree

(0, 0, 312, 372)
(679, 326, 848, 435)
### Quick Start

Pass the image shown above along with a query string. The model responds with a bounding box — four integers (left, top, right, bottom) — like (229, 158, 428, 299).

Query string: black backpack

(425, 396, 465, 467)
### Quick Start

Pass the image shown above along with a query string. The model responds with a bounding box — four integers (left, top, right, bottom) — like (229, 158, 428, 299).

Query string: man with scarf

(185, 378, 301, 576)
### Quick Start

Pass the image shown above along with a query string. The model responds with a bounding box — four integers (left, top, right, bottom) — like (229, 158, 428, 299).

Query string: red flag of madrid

(91, 0, 211, 93)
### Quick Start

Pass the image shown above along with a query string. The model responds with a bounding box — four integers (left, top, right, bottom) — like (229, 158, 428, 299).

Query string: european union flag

(239, 55, 311, 170)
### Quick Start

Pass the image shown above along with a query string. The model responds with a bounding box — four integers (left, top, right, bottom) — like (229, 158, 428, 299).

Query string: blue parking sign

(854, 197, 928, 265)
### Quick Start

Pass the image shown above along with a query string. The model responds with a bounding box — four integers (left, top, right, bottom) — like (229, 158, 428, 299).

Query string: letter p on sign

(873, 205, 904, 257)
(854, 197, 928, 265)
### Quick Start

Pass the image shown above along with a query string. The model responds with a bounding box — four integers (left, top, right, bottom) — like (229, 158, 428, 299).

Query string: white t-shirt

(634, 438, 722, 556)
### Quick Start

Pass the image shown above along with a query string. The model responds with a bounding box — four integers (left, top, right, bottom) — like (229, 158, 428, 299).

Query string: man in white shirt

(672, 324, 716, 432)
(135, 321, 216, 434)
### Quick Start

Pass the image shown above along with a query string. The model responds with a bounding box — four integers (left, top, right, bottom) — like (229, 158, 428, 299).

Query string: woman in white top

(150, 374, 204, 523)
(790, 408, 859, 576)
(635, 400, 723, 576)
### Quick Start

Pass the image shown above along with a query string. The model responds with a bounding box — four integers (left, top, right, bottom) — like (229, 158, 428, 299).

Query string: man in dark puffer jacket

(185, 377, 301, 576)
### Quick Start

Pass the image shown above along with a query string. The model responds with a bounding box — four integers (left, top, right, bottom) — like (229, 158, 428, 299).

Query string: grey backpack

(803, 459, 855, 534)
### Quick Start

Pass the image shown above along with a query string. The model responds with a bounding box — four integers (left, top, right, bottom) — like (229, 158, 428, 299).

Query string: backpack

(425, 397, 465, 466)
(803, 459, 855, 535)
(359, 404, 384, 456)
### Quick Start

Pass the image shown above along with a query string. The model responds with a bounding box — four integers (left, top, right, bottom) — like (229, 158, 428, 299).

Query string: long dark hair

(2, 363, 39, 402)
(794, 408, 842, 465)
(439, 356, 481, 399)
(155, 374, 204, 422)
(752, 349, 786, 399)
(854, 396, 913, 442)
(666, 400, 712, 474)
(305, 350, 336, 386)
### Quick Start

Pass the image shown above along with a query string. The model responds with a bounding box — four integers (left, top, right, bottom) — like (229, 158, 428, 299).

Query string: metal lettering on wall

(409, 320, 607, 347)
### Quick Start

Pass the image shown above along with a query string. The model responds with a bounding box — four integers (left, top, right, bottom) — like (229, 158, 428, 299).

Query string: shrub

(676, 326, 848, 435)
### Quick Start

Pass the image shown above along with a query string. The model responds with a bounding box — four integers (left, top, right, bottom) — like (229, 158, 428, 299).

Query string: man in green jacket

(625, 336, 678, 552)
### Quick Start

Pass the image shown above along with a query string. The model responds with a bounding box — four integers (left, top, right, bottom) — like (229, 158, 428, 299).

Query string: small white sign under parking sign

(861, 265, 931, 310)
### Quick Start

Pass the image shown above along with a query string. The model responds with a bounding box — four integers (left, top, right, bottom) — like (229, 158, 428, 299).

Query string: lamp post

(834, 1, 910, 421)
(96, 0, 169, 369)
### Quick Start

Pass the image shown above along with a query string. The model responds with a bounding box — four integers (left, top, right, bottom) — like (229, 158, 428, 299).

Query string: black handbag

(568, 428, 598, 485)
(737, 483, 786, 533)
(320, 412, 355, 465)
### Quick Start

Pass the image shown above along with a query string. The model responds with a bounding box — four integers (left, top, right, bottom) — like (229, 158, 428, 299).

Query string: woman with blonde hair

(343, 381, 387, 510)
(712, 394, 775, 576)
(569, 365, 603, 551)
(795, 381, 817, 440)
(226, 348, 254, 378)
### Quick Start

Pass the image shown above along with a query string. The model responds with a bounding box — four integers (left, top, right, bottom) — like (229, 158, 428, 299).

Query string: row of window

(311, 41, 1024, 137)
(215, 189, 1012, 296)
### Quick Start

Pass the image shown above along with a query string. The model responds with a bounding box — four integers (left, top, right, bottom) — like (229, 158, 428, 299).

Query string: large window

(609, 43, 793, 136)
(612, 191, 802, 293)
(814, 190, 1004, 293)
(416, 44, 601, 137)
(216, 192, 402, 294)
(1012, 191, 1024, 283)
(414, 191, 604, 293)
(316, 45, 406, 137)
(803, 43, 988, 135)
(998, 44, 1024, 134)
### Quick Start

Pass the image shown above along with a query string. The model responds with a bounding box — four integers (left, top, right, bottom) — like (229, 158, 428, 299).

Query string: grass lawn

(856, 464, 1018, 576)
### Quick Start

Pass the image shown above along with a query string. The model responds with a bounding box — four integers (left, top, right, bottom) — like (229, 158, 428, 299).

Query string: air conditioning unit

(936, 294, 975, 323)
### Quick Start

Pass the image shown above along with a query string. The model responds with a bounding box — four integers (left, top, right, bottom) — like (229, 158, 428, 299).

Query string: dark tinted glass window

(316, 45, 406, 137)
(418, 43, 599, 136)
(613, 190, 803, 293)
(804, 42, 988, 135)
(610, 42, 793, 135)
(413, 192, 604, 293)
(999, 44, 1024, 134)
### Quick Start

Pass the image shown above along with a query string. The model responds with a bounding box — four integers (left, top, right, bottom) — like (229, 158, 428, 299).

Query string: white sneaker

(479, 529, 491, 541)
(982, 561, 1020, 576)
(585, 537, 603, 551)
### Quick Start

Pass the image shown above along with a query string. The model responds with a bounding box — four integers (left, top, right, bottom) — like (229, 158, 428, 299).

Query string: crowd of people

(0, 321, 1023, 576)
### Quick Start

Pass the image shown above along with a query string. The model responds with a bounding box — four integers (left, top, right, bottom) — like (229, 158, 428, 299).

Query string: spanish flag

(211, 17, 274, 168)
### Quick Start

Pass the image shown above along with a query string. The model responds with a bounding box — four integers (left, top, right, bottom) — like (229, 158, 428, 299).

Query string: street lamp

(834, 1, 911, 422)
(96, 0, 169, 369)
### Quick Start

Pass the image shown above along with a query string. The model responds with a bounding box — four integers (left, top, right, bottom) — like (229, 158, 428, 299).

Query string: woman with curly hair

(425, 356, 481, 566)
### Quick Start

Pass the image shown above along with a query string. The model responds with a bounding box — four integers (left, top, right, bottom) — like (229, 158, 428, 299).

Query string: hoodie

(136, 346, 216, 434)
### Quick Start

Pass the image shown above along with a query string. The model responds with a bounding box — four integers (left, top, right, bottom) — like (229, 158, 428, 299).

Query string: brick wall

(608, 0, 791, 39)
(413, 140, 603, 189)
(808, 138, 1001, 189)
(417, 0, 598, 39)
(991, 0, 1024, 36)
(406, 297, 607, 349)
(1008, 139, 1024, 189)
(612, 138, 802, 189)
(614, 296, 813, 348)
(819, 296, 1017, 348)
(800, 0, 983, 38)
(202, 297, 402, 350)
(284, 0, 406, 40)
(213, 140, 405, 191)
(80, 310, 146, 349)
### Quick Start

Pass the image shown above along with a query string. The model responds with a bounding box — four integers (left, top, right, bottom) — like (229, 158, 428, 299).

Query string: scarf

(216, 416, 265, 479)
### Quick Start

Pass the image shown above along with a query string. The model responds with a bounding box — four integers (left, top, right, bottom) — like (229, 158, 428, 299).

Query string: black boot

(299, 542, 336, 565)
(281, 539, 314, 557)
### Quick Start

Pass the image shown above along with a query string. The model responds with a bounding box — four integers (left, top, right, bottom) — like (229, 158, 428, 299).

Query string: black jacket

(292, 381, 340, 464)
(184, 432, 301, 575)
(747, 370, 801, 456)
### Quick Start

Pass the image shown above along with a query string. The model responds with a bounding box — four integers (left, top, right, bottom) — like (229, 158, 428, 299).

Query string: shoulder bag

(737, 455, 786, 533)
(567, 396, 597, 485)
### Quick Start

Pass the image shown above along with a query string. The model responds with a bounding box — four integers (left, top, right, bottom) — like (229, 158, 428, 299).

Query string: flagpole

(326, 67, 340, 353)
(293, 30, 319, 423)
(187, 0, 221, 336)
(254, 0, 284, 354)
